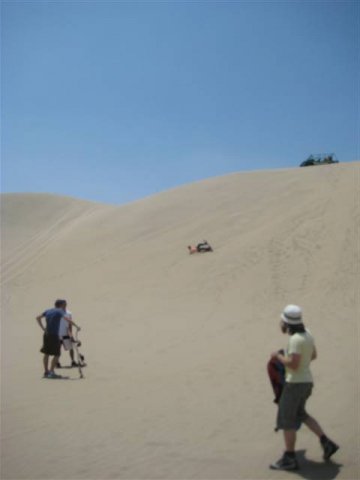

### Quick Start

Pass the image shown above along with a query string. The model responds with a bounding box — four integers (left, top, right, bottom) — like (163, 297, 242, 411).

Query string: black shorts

(40, 333, 61, 356)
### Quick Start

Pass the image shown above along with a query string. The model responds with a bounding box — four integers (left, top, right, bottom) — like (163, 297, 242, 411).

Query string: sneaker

(46, 371, 62, 379)
(270, 455, 299, 471)
(43, 371, 49, 378)
(322, 439, 339, 460)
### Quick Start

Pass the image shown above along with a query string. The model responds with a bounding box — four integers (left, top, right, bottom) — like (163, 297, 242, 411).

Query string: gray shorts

(276, 382, 313, 430)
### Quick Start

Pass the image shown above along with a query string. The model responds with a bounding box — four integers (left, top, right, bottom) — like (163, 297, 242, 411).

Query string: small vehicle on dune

(300, 153, 339, 167)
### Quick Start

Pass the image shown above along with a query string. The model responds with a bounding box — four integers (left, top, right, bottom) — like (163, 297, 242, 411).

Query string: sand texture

(1, 163, 359, 479)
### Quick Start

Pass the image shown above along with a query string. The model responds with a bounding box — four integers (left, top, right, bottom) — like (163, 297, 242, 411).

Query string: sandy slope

(1, 163, 359, 480)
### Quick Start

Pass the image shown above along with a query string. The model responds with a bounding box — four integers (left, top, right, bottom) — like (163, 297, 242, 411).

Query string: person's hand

(76, 325, 81, 331)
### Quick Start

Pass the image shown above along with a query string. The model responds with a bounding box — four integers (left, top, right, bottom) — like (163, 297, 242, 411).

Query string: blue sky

(1, 1, 358, 205)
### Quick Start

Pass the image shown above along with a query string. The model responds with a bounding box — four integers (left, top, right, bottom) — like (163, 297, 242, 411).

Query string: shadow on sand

(288, 450, 342, 480)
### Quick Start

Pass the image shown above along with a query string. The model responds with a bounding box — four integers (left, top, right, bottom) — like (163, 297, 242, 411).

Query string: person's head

(54, 299, 67, 310)
(280, 304, 305, 334)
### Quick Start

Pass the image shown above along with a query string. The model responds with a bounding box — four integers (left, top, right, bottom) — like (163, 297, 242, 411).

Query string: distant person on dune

(269, 305, 339, 471)
(187, 240, 213, 254)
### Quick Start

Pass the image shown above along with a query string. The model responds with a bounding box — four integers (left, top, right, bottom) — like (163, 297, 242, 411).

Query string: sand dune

(1, 163, 359, 479)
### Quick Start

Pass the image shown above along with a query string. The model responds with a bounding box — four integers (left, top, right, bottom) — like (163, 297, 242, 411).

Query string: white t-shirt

(58, 310, 72, 337)
(285, 329, 315, 383)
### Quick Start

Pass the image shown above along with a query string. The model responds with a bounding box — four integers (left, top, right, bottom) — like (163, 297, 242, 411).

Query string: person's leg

(304, 414, 324, 437)
(284, 429, 296, 452)
(45, 355, 62, 378)
(43, 355, 49, 375)
(50, 355, 59, 372)
(43, 336, 62, 378)
(271, 434, 298, 470)
(56, 342, 62, 368)
(304, 414, 339, 460)
(270, 384, 299, 470)
(70, 348, 79, 366)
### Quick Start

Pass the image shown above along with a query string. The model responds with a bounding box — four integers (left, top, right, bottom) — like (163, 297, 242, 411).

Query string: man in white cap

(269, 305, 339, 471)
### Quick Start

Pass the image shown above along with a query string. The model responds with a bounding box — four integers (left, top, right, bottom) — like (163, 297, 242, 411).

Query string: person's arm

(273, 333, 304, 370)
(272, 351, 301, 370)
(36, 314, 46, 332)
(63, 314, 81, 331)
(311, 345, 317, 361)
